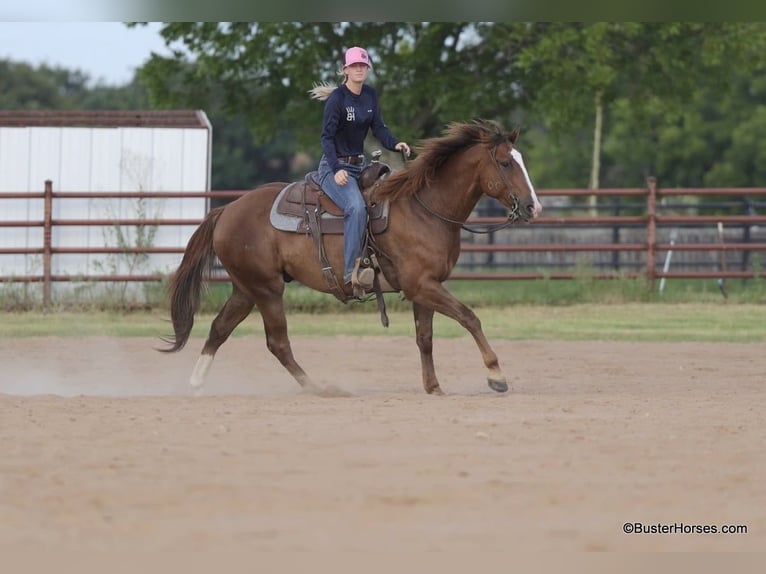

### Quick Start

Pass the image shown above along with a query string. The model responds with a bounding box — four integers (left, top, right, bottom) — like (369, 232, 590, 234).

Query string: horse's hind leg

(413, 303, 444, 395)
(190, 286, 254, 393)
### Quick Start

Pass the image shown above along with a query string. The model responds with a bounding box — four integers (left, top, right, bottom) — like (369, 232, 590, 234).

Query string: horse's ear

(510, 126, 521, 143)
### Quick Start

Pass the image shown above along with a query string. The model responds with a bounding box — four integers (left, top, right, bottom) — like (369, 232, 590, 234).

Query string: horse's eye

(499, 160, 511, 168)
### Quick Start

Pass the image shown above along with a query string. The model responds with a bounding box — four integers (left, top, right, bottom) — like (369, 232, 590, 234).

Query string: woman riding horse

(312, 46, 410, 296)
(163, 119, 541, 396)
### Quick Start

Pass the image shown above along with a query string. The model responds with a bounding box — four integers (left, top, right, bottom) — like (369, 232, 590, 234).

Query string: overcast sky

(0, 22, 170, 86)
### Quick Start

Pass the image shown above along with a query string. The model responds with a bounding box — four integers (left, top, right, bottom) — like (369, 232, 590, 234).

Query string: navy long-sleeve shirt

(320, 84, 400, 173)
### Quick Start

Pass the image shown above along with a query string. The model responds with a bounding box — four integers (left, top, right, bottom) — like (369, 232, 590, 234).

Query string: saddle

(268, 160, 395, 321)
(271, 161, 391, 235)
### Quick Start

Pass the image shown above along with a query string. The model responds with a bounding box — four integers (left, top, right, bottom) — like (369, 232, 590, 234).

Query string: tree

(0, 59, 150, 110)
(0, 60, 90, 109)
(130, 22, 766, 191)
(130, 22, 531, 150)
(605, 57, 766, 189)
(512, 23, 766, 194)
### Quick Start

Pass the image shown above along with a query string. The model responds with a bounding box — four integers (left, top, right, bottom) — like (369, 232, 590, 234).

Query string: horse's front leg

(410, 281, 509, 393)
(412, 302, 443, 395)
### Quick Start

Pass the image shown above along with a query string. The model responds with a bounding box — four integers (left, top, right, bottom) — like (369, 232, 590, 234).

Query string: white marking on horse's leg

(488, 365, 505, 381)
(190, 354, 214, 393)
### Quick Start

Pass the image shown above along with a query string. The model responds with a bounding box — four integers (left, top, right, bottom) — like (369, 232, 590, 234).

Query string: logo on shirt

(346, 106, 355, 122)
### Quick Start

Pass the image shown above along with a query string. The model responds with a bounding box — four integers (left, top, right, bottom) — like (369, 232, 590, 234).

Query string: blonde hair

(308, 66, 349, 101)
(308, 81, 338, 101)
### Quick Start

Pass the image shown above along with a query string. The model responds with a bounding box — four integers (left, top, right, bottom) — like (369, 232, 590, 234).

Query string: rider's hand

(395, 142, 411, 157)
(334, 169, 348, 186)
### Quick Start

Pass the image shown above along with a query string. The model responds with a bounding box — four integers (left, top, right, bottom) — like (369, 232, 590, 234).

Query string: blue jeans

(318, 155, 367, 284)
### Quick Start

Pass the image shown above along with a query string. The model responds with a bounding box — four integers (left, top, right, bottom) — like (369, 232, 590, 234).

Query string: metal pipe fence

(2, 178, 766, 307)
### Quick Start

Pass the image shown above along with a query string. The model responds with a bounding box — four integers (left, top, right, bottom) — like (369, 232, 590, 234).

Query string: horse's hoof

(488, 378, 508, 393)
(427, 386, 445, 396)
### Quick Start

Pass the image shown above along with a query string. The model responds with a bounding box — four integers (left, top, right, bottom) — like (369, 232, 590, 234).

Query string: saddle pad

(269, 182, 390, 235)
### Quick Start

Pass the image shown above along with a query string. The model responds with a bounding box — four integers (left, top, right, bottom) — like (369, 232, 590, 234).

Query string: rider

(315, 46, 410, 294)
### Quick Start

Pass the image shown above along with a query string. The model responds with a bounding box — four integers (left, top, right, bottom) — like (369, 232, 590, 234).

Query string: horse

(161, 119, 542, 395)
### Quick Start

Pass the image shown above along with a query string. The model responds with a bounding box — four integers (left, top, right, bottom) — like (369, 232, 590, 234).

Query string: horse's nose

(524, 196, 543, 218)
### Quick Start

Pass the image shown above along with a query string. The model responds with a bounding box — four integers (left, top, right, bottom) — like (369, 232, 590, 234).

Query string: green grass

(1, 275, 763, 342)
(228, 275, 766, 313)
(0, 302, 763, 343)
(3, 275, 765, 314)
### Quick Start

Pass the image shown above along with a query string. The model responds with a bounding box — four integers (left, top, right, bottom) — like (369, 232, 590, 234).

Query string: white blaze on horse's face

(510, 148, 543, 218)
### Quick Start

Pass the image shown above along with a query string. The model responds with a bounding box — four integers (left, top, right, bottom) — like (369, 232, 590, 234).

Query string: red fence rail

(2, 178, 766, 307)
(451, 177, 766, 280)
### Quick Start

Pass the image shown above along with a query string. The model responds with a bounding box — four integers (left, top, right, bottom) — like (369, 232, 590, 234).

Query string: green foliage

(7, 24, 766, 190)
(516, 23, 766, 189)
(0, 59, 150, 110)
(0, 281, 40, 311)
(132, 22, 532, 149)
(127, 22, 766, 192)
(80, 197, 160, 310)
(0, 60, 91, 109)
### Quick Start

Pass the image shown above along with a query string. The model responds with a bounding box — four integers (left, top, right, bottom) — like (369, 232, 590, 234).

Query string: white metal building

(0, 110, 212, 293)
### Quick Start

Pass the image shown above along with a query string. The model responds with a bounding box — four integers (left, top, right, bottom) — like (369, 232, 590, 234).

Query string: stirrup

(356, 267, 374, 290)
(352, 284, 370, 299)
(351, 258, 374, 290)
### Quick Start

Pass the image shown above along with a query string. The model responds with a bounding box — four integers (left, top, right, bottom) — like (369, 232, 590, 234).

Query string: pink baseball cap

(344, 46, 372, 70)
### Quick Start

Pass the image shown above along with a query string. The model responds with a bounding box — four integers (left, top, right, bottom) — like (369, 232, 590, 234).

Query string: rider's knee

(345, 195, 366, 216)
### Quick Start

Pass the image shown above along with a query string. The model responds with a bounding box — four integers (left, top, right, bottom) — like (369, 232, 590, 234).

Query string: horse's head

(480, 126, 542, 222)
(374, 120, 542, 224)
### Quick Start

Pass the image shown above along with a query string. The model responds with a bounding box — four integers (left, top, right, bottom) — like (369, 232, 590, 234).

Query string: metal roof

(0, 110, 210, 129)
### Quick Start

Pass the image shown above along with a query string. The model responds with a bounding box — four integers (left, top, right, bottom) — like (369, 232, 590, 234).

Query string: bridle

(412, 143, 525, 234)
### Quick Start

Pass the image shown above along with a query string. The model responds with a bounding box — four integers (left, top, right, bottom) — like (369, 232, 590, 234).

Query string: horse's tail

(159, 207, 224, 353)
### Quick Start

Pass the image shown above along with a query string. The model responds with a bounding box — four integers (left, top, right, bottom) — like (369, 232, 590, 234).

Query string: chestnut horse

(162, 119, 541, 395)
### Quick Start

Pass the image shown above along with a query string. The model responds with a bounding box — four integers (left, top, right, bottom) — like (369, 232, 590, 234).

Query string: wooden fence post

(646, 176, 657, 288)
(43, 180, 53, 310)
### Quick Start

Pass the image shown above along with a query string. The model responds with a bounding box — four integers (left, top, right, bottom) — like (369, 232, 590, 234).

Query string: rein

(413, 192, 519, 234)
(412, 145, 524, 234)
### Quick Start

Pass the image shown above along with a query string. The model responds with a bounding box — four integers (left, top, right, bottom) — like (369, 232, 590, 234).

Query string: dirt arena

(1, 334, 764, 551)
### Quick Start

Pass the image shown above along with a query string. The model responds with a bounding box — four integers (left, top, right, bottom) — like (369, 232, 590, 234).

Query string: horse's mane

(374, 119, 510, 202)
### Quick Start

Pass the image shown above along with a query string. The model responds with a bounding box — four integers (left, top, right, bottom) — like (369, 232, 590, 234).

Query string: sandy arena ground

(1, 334, 764, 551)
